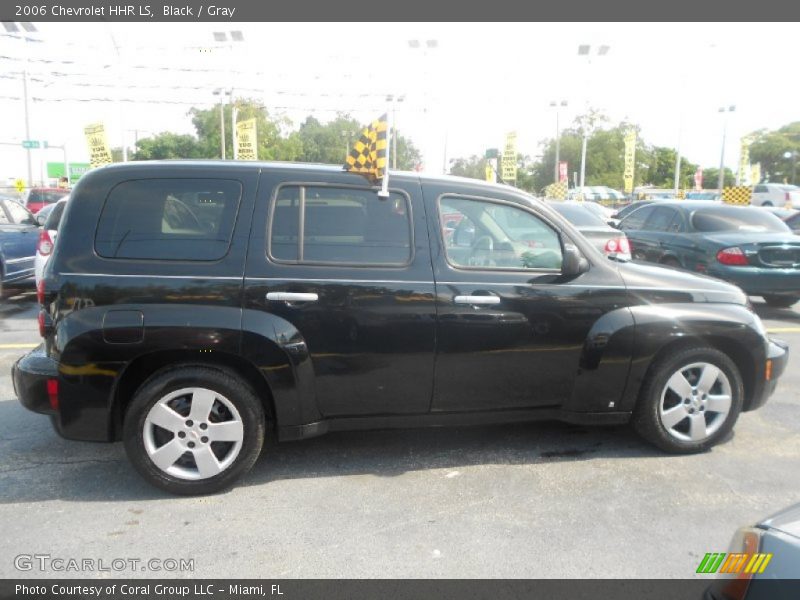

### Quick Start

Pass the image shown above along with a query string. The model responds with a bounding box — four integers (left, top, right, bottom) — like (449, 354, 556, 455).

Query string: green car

(619, 201, 800, 308)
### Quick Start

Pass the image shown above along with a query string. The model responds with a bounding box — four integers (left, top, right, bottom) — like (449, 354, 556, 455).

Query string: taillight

(36, 279, 45, 305)
(605, 237, 631, 255)
(46, 379, 59, 411)
(717, 247, 749, 266)
(37, 229, 53, 256)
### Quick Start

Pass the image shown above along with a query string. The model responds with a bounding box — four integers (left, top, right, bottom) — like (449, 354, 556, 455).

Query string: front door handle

(454, 295, 500, 305)
(266, 292, 319, 303)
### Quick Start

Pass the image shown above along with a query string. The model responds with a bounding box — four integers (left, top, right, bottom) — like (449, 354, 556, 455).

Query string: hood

(616, 260, 748, 305)
(759, 503, 800, 541)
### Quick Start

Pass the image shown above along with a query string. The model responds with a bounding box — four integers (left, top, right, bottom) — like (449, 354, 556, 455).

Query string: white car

(34, 197, 68, 285)
(751, 183, 800, 208)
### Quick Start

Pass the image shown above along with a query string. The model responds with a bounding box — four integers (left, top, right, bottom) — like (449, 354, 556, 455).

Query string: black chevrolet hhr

(13, 161, 788, 495)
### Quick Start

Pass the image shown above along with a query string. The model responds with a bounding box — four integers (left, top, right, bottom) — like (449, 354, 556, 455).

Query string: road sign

(22, 140, 40, 149)
(14, 179, 25, 193)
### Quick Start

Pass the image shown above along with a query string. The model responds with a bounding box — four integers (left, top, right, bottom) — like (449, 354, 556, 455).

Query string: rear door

(244, 170, 436, 417)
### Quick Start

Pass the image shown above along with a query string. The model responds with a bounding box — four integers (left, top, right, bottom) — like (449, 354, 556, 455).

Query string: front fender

(565, 307, 635, 413)
(618, 303, 767, 412)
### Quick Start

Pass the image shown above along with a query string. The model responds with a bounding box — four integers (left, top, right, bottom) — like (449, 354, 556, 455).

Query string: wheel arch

(109, 350, 277, 441)
(630, 335, 756, 412)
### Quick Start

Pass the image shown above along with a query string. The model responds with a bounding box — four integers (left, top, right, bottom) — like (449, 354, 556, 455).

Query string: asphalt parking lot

(0, 288, 798, 579)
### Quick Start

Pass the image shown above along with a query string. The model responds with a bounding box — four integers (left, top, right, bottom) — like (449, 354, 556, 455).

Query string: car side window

(754, 185, 768, 193)
(643, 207, 676, 232)
(0, 202, 11, 225)
(620, 205, 655, 231)
(95, 178, 242, 261)
(268, 185, 412, 266)
(438, 196, 562, 270)
(4, 200, 33, 225)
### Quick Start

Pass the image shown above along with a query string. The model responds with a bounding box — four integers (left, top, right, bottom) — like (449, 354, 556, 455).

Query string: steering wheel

(468, 235, 495, 267)
(164, 197, 202, 231)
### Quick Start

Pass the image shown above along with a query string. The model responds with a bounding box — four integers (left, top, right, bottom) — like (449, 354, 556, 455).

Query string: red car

(22, 187, 69, 214)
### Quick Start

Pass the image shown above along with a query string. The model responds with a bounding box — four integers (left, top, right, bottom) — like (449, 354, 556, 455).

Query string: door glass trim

(436, 193, 564, 274)
(266, 181, 415, 268)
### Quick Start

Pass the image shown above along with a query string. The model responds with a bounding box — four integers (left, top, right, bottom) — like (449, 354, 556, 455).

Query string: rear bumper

(12, 344, 58, 415)
(747, 338, 789, 411)
(708, 266, 800, 296)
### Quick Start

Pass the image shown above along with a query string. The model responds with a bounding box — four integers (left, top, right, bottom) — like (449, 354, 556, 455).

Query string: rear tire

(763, 295, 798, 308)
(661, 257, 682, 269)
(123, 365, 265, 495)
(632, 346, 744, 454)
(762, 201, 773, 207)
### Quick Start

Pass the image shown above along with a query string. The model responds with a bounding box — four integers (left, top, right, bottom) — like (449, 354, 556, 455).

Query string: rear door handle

(266, 292, 319, 303)
(454, 295, 501, 305)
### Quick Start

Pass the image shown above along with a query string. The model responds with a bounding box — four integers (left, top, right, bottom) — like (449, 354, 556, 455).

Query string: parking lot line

(766, 327, 800, 333)
(0, 343, 38, 350)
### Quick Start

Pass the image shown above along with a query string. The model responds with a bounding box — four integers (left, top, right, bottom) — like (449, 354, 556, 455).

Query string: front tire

(123, 365, 265, 495)
(763, 295, 798, 309)
(632, 346, 744, 453)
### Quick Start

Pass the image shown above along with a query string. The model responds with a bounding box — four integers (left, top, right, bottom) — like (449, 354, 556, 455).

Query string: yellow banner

(236, 118, 258, 161)
(738, 137, 752, 185)
(501, 131, 517, 181)
(84, 123, 113, 168)
(751, 163, 761, 186)
(623, 130, 636, 194)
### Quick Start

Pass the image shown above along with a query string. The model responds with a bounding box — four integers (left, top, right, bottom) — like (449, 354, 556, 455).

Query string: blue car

(0, 196, 39, 286)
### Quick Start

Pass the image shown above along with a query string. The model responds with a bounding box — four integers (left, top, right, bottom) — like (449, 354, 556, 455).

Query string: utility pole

(717, 105, 736, 190)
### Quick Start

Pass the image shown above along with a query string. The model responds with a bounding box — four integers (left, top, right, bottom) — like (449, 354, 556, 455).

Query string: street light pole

(576, 44, 610, 193)
(579, 133, 588, 190)
(3, 22, 38, 186)
(785, 151, 798, 185)
(212, 31, 244, 161)
(717, 105, 736, 190)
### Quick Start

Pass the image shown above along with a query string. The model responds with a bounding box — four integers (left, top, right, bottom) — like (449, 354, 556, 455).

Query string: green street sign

(47, 162, 91, 184)
(22, 140, 40, 149)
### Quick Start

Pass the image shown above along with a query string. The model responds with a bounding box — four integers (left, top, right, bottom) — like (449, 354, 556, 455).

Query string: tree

(748, 122, 800, 184)
(700, 167, 735, 189)
(448, 155, 487, 180)
(189, 99, 299, 161)
(131, 133, 206, 160)
(642, 147, 700, 189)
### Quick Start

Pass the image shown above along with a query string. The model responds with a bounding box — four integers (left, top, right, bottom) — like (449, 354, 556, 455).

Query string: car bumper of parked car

(747, 338, 789, 412)
(12, 344, 59, 416)
(708, 266, 800, 296)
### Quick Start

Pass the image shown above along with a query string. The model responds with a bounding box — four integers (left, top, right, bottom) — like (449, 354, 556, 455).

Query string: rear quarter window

(95, 178, 242, 260)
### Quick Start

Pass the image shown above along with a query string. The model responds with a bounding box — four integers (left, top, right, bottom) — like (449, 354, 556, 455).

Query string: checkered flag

(722, 186, 752, 205)
(544, 182, 568, 200)
(344, 114, 388, 182)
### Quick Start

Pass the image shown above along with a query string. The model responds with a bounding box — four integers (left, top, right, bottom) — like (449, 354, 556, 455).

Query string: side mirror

(562, 243, 590, 276)
(36, 213, 47, 226)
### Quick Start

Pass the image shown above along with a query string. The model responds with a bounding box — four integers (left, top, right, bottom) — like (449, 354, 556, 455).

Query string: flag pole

(379, 99, 394, 198)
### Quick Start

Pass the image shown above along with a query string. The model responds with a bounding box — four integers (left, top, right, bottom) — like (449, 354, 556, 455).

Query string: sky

(1, 22, 798, 187)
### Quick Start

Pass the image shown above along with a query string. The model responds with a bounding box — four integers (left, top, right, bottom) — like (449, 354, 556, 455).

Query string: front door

(426, 187, 627, 413)
(244, 171, 436, 417)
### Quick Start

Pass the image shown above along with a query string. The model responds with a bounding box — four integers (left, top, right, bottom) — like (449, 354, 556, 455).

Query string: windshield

(691, 207, 790, 233)
(29, 190, 69, 205)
